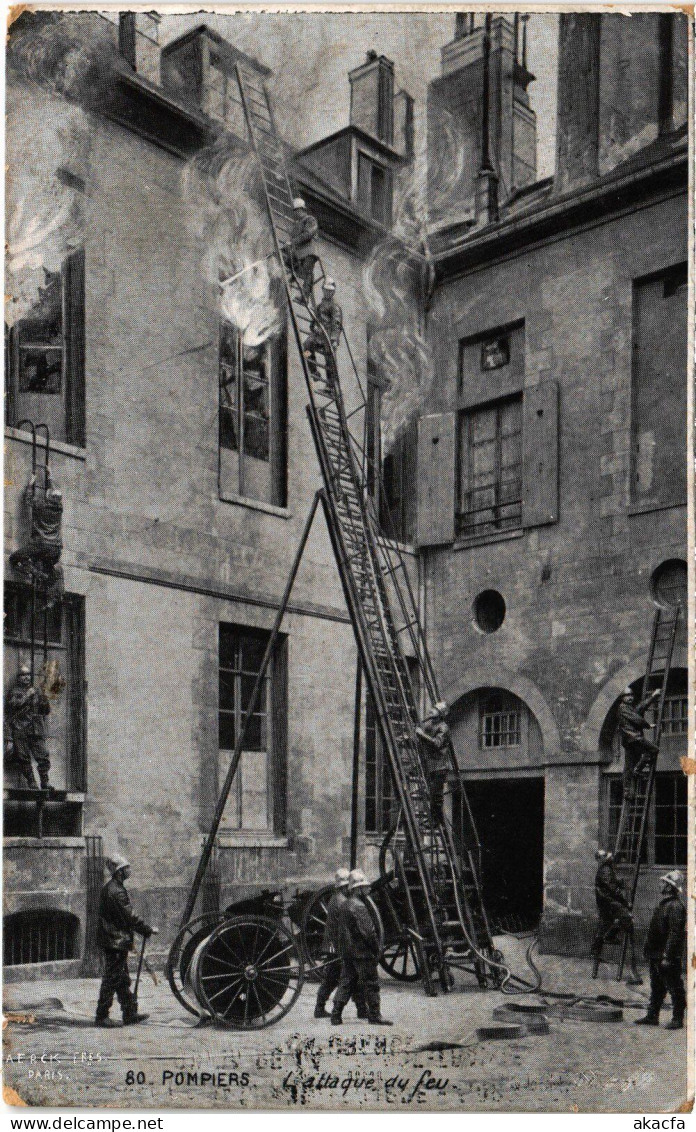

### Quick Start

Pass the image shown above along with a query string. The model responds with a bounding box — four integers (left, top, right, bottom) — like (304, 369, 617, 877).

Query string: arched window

(601, 669, 688, 866)
(4, 909, 80, 966)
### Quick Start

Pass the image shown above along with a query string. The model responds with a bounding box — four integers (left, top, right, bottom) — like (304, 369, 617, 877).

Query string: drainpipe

(475, 14, 499, 227)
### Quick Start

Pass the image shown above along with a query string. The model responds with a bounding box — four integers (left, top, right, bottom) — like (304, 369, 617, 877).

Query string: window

(218, 624, 287, 834)
(4, 909, 80, 966)
(356, 153, 392, 226)
(662, 695, 688, 737)
(605, 772, 687, 866)
(219, 321, 287, 506)
(480, 692, 521, 748)
(458, 395, 523, 536)
(3, 583, 85, 800)
(632, 264, 687, 506)
(365, 660, 418, 836)
(6, 250, 85, 447)
(365, 349, 416, 542)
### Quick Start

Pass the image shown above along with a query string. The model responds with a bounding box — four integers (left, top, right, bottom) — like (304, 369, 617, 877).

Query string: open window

(6, 250, 85, 447)
(4, 584, 85, 836)
(219, 321, 288, 507)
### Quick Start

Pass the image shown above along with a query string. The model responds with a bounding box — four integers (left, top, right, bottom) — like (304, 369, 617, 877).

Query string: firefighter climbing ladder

(177, 64, 501, 996)
(595, 604, 680, 980)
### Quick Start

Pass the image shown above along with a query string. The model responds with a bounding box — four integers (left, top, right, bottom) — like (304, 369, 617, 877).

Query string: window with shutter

(6, 249, 85, 447)
(458, 396, 523, 537)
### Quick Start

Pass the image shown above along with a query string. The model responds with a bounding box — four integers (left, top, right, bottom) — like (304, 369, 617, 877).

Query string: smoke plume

(181, 143, 285, 349)
(6, 13, 117, 326)
(363, 107, 469, 452)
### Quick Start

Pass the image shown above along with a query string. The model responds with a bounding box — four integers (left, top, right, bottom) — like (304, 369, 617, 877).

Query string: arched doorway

(599, 668, 688, 867)
(450, 687, 545, 931)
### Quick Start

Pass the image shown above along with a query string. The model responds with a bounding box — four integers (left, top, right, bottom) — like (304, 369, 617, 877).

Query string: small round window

(650, 560, 687, 609)
(473, 590, 506, 634)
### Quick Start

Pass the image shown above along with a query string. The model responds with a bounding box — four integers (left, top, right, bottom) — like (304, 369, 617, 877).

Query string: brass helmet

(348, 869, 369, 891)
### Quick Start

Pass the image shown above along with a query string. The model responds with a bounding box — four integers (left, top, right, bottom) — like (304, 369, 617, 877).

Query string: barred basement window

(4, 909, 79, 965)
(480, 695, 521, 749)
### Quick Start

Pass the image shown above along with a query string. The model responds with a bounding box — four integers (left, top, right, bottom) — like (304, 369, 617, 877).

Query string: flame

(182, 144, 284, 349)
(5, 13, 116, 327)
(5, 84, 91, 327)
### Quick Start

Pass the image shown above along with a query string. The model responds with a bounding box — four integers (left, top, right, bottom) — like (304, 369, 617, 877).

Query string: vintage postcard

(2, 3, 693, 1115)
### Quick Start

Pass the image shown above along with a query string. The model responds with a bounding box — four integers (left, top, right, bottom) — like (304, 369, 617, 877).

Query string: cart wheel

(378, 934, 421, 982)
(166, 913, 224, 1015)
(192, 914, 304, 1029)
(301, 884, 334, 978)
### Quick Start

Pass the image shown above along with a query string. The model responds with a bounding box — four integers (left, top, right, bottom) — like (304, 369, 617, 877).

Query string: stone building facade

(3, 14, 410, 977)
(417, 12, 689, 950)
(3, 11, 690, 978)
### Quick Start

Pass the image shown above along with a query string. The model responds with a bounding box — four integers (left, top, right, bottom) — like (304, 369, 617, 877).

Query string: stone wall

(426, 185, 688, 944)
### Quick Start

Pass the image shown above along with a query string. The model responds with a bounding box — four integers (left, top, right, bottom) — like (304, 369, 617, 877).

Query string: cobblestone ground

(3, 941, 689, 1113)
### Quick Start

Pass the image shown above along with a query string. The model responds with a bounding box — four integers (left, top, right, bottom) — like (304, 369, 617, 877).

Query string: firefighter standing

(4, 665, 52, 790)
(314, 867, 367, 1020)
(590, 849, 642, 984)
(284, 197, 319, 305)
(95, 855, 157, 1028)
(617, 686, 660, 801)
(416, 701, 453, 824)
(303, 278, 342, 394)
(635, 871, 686, 1030)
(332, 870, 392, 1027)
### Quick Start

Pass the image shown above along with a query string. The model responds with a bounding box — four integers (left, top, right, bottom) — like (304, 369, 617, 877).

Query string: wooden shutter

(64, 249, 86, 447)
(416, 412, 455, 546)
(65, 595, 87, 792)
(270, 635, 288, 836)
(522, 380, 559, 528)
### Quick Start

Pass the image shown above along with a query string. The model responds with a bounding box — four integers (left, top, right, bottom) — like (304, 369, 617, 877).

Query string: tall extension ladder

(233, 63, 498, 993)
(599, 604, 680, 979)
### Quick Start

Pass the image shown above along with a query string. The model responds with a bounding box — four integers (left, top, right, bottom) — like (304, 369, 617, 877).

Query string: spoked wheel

(378, 933, 421, 982)
(191, 914, 304, 1029)
(166, 912, 225, 1015)
(301, 884, 334, 980)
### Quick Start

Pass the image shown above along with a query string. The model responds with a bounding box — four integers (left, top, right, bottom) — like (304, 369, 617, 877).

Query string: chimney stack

(119, 13, 161, 84)
(349, 52, 395, 146)
(427, 15, 536, 228)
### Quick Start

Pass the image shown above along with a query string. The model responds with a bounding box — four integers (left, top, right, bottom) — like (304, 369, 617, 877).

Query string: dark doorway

(455, 777, 545, 932)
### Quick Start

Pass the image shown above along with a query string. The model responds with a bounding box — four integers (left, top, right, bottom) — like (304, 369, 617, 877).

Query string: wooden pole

(350, 661, 362, 870)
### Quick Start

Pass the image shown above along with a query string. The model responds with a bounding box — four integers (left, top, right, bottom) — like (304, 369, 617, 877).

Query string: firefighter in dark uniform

(617, 685, 660, 801)
(635, 870, 686, 1030)
(95, 855, 157, 1027)
(331, 870, 392, 1027)
(303, 278, 342, 395)
(4, 665, 52, 790)
(416, 700, 453, 824)
(10, 469, 64, 603)
(284, 197, 319, 305)
(590, 849, 642, 984)
(314, 867, 367, 1020)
